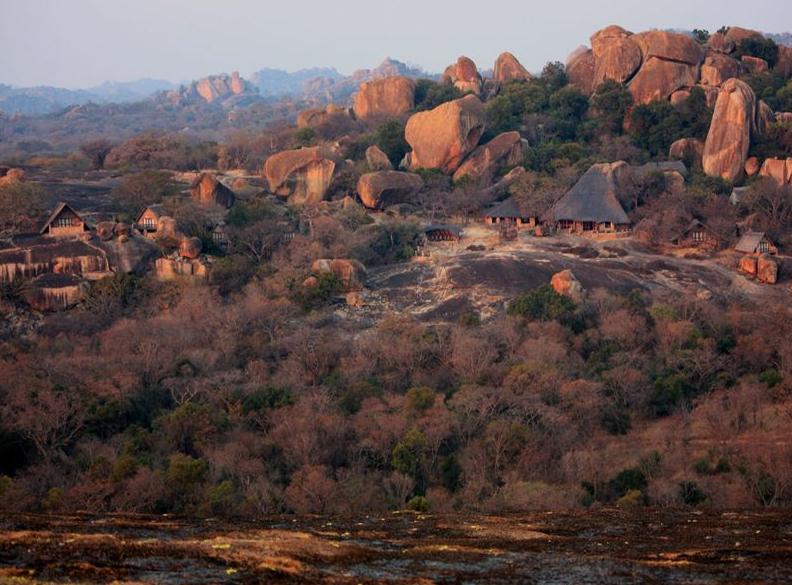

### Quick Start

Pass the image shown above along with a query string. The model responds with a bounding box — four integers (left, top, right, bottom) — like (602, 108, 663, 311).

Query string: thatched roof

(425, 224, 462, 237)
(135, 204, 165, 224)
(484, 197, 535, 219)
(735, 231, 769, 253)
(39, 202, 86, 234)
(550, 166, 630, 224)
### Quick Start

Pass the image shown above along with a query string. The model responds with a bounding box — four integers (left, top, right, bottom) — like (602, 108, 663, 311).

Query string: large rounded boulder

(669, 138, 704, 168)
(632, 31, 704, 66)
(190, 173, 236, 208)
(493, 52, 532, 83)
(593, 36, 643, 86)
(353, 76, 416, 120)
(591, 25, 632, 58)
(628, 57, 698, 105)
(700, 54, 741, 86)
(263, 146, 338, 205)
(452, 131, 526, 183)
(357, 171, 424, 209)
(441, 56, 482, 95)
(404, 95, 485, 173)
(566, 47, 596, 95)
(702, 78, 757, 182)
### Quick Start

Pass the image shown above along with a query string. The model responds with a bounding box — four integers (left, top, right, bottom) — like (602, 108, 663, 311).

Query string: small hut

(483, 198, 540, 228)
(673, 219, 719, 251)
(550, 165, 631, 235)
(424, 224, 462, 242)
(135, 204, 165, 238)
(40, 202, 88, 238)
(211, 222, 230, 248)
(735, 232, 777, 255)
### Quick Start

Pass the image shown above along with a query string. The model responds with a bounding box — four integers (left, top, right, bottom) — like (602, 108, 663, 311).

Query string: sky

(1, 0, 790, 89)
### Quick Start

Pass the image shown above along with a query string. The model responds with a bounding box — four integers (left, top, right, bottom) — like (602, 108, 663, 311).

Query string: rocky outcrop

(551, 269, 584, 303)
(264, 146, 338, 205)
(155, 257, 209, 280)
(724, 27, 763, 45)
(190, 173, 236, 208)
(365, 145, 393, 171)
(593, 36, 643, 87)
(0, 167, 24, 187)
(758, 158, 792, 186)
(156, 216, 180, 241)
(741, 56, 769, 75)
(776, 46, 792, 78)
(669, 138, 704, 168)
(703, 79, 757, 182)
(404, 95, 485, 173)
(708, 32, 735, 55)
(745, 156, 761, 176)
(739, 254, 758, 276)
(356, 171, 423, 209)
(168, 72, 254, 106)
(493, 52, 531, 83)
(591, 25, 632, 58)
(353, 76, 415, 120)
(628, 58, 698, 105)
(297, 104, 350, 128)
(700, 54, 741, 86)
(452, 131, 525, 183)
(633, 31, 704, 65)
(311, 258, 366, 291)
(566, 47, 596, 95)
(441, 57, 482, 95)
(757, 254, 779, 284)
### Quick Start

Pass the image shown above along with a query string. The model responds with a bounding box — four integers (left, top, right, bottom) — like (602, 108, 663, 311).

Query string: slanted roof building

(40, 202, 88, 237)
(735, 231, 777, 255)
(550, 164, 631, 234)
(483, 197, 540, 227)
(135, 204, 166, 237)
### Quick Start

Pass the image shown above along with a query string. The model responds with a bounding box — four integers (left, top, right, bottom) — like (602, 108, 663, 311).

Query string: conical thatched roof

(550, 164, 630, 224)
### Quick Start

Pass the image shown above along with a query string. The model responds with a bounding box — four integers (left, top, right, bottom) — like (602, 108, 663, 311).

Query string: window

(693, 231, 704, 242)
(759, 240, 768, 253)
(143, 218, 155, 228)
(582, 221, 595, 231)
(55, 216, 74, 227)
(559, 219, 573, 230)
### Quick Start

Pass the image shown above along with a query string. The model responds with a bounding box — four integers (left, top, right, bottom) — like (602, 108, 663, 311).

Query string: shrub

(406, 387, 436, 412)
(759, 369, 783, 389)
(679, 481, 708, 505)
(293, 271, 343, 311)
(242, 386, 294, 414)
(606, 468, 647, 501)
(414, 79, 463, 111)
(507, 285, 576, 321)
(440, 456, 462, 493)
(166, 454, 208, 496)
(294, 127, 316, 147)
(616, 489, 645, 507)
(734, 36, 779, 68)
(406, 495, 430, 512)
(374, 120, 410, 167)
(600, 404, 631, 435)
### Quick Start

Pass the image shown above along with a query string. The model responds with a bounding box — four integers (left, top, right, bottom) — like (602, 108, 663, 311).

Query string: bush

(607, 468, 647, 501)
(679, 480, 708, 505)
(242, 386, 294, 414)
(373, 120, 410, 167)
(759, 369, 783, 389)
(294, 127, 316, 147)
(414, 79, 463, 111)
(507, 285, 576, 321)
(406, 495, 430, 512)
(293, 271, 343, 311)
(734, 36, 779, 68)
(600, 404, 631, 435)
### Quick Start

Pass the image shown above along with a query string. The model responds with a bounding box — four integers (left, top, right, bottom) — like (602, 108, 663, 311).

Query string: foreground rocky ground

(0, 510, 791, 584)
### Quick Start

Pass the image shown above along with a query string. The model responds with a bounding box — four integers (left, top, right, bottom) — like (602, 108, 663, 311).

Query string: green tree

(413, 79, 463, 111)
(508, 284, 576, 321)
(374, 120, 410, 167)
(591, 80, 634, 134)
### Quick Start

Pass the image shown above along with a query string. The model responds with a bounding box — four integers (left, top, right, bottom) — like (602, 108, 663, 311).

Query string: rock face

(703, 79, 757, 182)
(708, 32, 736, 55)
(742, 56, 769, 75)
(757, 254, 779, 284)
(566, 47, 596, 95)
(96, 222, 116, 242)
(264, 147, 338, 205)
(170, 72, 253, 106)
(155, 257, 209, 280)
(591, 25, 632, 58)
(452, 131, 526, 183)
(190, 173, 236, 208)
(179, 237, 202, 260)
(404, 95, 485, 173)
(493, 52, 531, 83)
(156, 216, 180, 241)
(633, 31, 704, 65)
(669, 138, 704, 168)
(739, 254, 758, 276)
(700, 54, 741, 86)
(551, 270, 584, 303)
(0, 167, 24, 187)
(311, 258, 366, 291)
(297, 104, 350, 128)
(24, 274, 87, 312)
(745, 156, 761, 176)
(356, 171, 423, 209)
(353, 76, 415, 120)
(593, 36, 643, 86)
(724, 27, 763, 45)
(365, 145, 393, 171)
(628, 57, 698, 104)
(776, 46, 792, 78)
(759, 158, 792, 186)
(441, 57, 482, 95)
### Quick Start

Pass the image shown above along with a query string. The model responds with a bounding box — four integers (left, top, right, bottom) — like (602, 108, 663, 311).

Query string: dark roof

(39, 202, 85, 234)
(484, 198, 526, 218)
(550, 165, 630, 224)
(425, 224, 462, 236)
(735, 231, 769, 253)
(135, 204, 165, 223)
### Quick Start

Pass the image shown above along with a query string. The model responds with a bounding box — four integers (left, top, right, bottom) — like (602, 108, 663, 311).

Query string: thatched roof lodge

(483, 198, 540, 228)
(424, 224, 462, 242)
(550, 163, 631, 235)
(40, 202, 88, 237)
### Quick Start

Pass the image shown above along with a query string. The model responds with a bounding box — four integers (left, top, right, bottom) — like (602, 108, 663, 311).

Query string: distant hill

(249, 67, 344, 97)
(87, 79, 178, 102)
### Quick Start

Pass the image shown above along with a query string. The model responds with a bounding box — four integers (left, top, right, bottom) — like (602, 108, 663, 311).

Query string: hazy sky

(1, 0, 790, 88)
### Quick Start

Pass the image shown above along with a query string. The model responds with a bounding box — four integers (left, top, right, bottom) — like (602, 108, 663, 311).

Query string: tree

(0, 181, 45, 237)
(413, 79, 463, 111)
(80, 139, 113, 170)
(741, 178, 792, 232)
(734, 36, 780, 68)
(112, 170, 177, 215)
(591, 80, 633, 134)
(374, 120, 410, 167)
